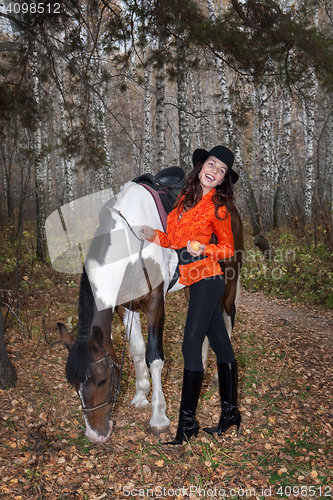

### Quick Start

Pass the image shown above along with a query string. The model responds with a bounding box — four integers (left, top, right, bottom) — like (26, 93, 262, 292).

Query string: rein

(111, 208, 152, 293)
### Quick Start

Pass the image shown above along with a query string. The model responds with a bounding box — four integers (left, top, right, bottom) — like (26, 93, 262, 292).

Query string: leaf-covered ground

(1, 281, 332, 500)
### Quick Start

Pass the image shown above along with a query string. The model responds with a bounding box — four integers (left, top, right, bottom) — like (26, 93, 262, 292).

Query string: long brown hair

(174, 159, 235, 219)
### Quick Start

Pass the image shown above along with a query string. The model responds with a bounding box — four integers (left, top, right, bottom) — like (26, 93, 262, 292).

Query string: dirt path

(239, 289, 333, 356)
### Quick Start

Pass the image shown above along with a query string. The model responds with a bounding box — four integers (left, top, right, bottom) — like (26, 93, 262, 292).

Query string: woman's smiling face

(199, 156, 228, 195)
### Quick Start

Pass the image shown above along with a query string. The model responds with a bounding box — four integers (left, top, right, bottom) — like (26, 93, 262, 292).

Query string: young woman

(139, 145, 241, 445)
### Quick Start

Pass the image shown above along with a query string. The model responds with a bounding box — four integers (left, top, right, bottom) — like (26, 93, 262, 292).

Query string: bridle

(81, 346, 122, 414)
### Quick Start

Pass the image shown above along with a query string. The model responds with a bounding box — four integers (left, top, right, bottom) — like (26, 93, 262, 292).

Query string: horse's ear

(91, 326, 104, 348)
(57, 322, 74, 350)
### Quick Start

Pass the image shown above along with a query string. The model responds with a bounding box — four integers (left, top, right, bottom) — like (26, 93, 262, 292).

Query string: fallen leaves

(1, 288, 333, 499)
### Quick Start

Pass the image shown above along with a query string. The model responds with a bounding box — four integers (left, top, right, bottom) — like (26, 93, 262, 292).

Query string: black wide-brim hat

(192, 145, 239, 184)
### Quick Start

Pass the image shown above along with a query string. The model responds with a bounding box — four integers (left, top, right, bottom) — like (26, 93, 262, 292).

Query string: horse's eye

(98, 379, 107, 387)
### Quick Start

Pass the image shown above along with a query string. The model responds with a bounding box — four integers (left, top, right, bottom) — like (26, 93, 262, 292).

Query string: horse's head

(58, 323, 120, 444)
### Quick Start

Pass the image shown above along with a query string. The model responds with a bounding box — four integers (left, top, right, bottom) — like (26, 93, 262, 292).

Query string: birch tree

(302, 90, 316, 224)
(277, 86, 292, 219)
(324, 99, 333, 227)
(143, 62, 153, 174)
(177, 38, 191, 171)
(31, 50, 48, 261)
(189, 71, 201, 148)
(257, 84, 274, 231)
(155, 37, 166, 171)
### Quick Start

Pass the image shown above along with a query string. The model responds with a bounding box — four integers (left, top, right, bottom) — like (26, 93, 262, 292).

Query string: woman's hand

(187, 240, 205, 257)
(139, 225, 156, 240)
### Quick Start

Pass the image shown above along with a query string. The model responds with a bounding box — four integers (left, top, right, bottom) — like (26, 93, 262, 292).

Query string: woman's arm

(203, 209, 234, 260)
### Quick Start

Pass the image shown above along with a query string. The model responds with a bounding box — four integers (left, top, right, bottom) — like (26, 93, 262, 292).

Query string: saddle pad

(138, 183, 168, 232)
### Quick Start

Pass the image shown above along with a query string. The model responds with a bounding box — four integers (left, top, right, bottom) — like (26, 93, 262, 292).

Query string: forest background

(1, 0, 333, 249)
(1, 0, 333, 383)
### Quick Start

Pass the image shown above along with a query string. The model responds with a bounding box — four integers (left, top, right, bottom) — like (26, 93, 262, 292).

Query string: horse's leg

(143, 285, 170, 435)
(117, 306, 151, 408)
(222, 271, 242, 338)
(202, 337, 209, 374)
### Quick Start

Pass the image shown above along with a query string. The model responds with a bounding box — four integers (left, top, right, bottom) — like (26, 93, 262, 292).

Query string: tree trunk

(189, 71, 201, 148)
(326, 99, 333, 229)
(32, 68, 48, 262)
(275, 86, 292, 226)
(258, 84, 273, 231)
(302, 92, 316, 225)
(0, 309, 17, 389)
(58, 74, 75, 203)
(143, 63, 153, 174)
(177, 51, 191, 172)
(234, 145, 262, 236)
(155, 38, 166, 171)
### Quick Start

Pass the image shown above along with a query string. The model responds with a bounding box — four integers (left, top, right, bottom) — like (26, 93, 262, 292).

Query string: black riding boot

(164, 369, 203, 445)
(203, 361, 241, 436)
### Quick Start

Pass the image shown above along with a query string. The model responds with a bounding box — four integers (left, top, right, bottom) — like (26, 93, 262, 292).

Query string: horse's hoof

(148, 423, 170, 436)
(131, 392, 150, 407)
(134, 399, 150, 408)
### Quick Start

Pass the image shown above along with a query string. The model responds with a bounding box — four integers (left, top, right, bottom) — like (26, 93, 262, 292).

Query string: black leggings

(182, 275, 236, 371)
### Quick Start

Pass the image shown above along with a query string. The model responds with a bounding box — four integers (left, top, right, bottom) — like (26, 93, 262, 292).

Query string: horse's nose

(84, 417, 112, 443)
(85, 427, 111, 443)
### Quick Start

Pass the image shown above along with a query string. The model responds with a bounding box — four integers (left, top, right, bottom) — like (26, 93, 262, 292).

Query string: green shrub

(241, 228, 333, 308)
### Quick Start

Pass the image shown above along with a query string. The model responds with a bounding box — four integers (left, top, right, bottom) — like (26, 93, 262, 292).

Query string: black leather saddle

(133, 166, 186, 214)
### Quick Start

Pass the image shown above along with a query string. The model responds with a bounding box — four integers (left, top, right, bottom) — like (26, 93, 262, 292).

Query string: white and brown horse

(58, 181, 243, 443)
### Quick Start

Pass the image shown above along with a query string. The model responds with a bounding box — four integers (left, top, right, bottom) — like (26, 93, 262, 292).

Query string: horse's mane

(66, 335, 94, 385)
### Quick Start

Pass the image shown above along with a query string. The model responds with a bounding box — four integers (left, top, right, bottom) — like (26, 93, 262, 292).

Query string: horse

(58, 180, 243, 444)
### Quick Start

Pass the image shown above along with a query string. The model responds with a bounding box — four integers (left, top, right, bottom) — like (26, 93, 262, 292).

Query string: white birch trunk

(177, 54, 191, 171)
(216, 58, 232, 142)
(206, 0, 216, 19)
(58, 91, 75, 203)
(189, 71, 201, 148)
(302, 91, 316, 224)
(325, 100, 333, 228)
(155, 39, 166, 171)
(197, 77, 208, 147)
(258, 85, 273, 231)
(280, 87, 292, 206)
(32, 62, 47, 260)
(302, 10, 318, 224)
(272, 86, 285, 226)
(143, 64, 153, 174)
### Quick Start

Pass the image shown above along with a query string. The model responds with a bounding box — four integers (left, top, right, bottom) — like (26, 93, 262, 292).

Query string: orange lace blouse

(148, 189, 234, 286)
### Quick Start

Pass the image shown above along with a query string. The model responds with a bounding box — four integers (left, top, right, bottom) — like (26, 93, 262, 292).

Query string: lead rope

(111, 208, 152, 293)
